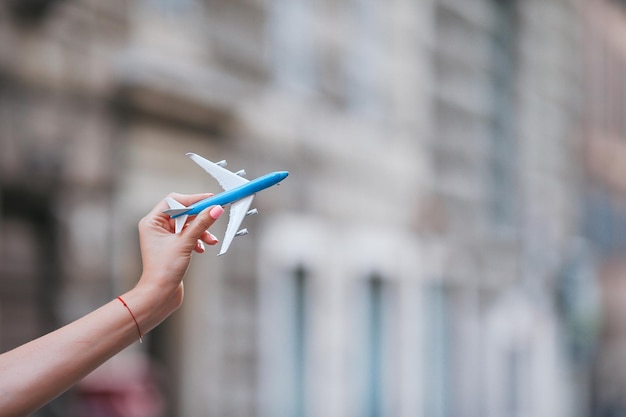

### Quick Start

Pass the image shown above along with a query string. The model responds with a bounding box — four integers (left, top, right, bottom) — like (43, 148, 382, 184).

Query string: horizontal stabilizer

(163, 208, 191, 216)
(165, 197, 189, 234)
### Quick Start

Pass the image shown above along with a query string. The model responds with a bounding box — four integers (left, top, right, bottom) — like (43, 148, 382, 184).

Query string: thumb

(183, 205, 224, 240)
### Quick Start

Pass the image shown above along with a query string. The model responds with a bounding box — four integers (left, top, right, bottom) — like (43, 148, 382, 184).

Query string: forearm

(0, 194, 220, 417)
(0, 283, 177, 417)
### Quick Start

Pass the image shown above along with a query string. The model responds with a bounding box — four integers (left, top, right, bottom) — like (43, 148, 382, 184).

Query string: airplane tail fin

(165, 197, 189, 234)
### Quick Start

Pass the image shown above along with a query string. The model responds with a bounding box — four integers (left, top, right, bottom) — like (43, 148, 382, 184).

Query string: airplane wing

(187, 152, 249, 191)
(219, 195, 254, 256)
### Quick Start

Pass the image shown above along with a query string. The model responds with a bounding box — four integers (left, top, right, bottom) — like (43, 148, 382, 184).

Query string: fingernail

(209, 205, 224, 220)
(209, 232, 219, 242)
(199, 241, 205, 251)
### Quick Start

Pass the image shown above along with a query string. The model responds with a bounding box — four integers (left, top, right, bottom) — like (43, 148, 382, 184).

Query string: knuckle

(138, 214, 153, 229)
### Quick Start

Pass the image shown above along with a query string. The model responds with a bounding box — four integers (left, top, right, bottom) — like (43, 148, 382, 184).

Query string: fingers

(144, 195, 224, 256)
(192, 230, 220, 253)
(199, 230, 219, 245)
(194, 240, 205, 254)
(183, 205, 224, 241)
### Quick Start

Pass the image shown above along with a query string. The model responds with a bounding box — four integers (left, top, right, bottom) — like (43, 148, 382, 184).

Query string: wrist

(120, 281, 183, 337)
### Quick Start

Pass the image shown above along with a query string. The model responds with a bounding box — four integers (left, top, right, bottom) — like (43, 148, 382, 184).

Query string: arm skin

(0, 193, 224, 417)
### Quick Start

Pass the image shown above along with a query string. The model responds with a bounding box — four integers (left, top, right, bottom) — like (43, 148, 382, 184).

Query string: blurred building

(0, 0, 612, 417)
(583, 1, 626, 416)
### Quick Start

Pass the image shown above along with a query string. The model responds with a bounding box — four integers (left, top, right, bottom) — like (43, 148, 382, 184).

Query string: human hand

(135, 193, 224, 311)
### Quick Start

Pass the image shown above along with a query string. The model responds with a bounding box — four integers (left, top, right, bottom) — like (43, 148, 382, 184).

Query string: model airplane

(163, 153, 289, 256)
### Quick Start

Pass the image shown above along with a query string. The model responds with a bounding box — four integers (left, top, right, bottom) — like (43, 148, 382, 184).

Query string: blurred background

(0, 0, 623, 416)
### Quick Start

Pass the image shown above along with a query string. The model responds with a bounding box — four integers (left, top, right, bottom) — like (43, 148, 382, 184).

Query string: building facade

(0, 0, 606, 416)
(583, 1, 626, 415)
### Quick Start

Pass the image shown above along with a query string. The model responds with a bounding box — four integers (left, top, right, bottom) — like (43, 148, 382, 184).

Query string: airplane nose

(279, 171, 289, 180)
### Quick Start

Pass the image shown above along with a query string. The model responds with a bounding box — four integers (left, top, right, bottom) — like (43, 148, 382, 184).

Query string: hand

(0, 193, 225, 417)
(135, 193, 224, 312)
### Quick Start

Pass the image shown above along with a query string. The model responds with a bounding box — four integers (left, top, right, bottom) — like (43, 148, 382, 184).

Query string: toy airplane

(163, 153, 289, 256)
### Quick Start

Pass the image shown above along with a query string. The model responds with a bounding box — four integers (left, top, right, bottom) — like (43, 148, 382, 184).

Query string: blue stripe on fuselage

(171, 171, 289, 218)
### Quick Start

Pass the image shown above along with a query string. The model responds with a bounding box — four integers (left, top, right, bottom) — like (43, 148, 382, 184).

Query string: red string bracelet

(117, 296, 143, 343)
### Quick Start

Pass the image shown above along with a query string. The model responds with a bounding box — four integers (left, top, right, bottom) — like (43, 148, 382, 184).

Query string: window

(364, 275, 384, 417)
(292, 265, 309, 417)
(269, 0, 317, 93)
(506, 347, 530, 417)
(352, 273, 389, 417)
(423, 282, 452, 417)
(583, 185, 626, 256)
(345, 0, 384, 118)
(258, 263, 311, 417)
(140, 0, 203, 15)
(488, 0, 518, 229)
(268, 0, 384, 115)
